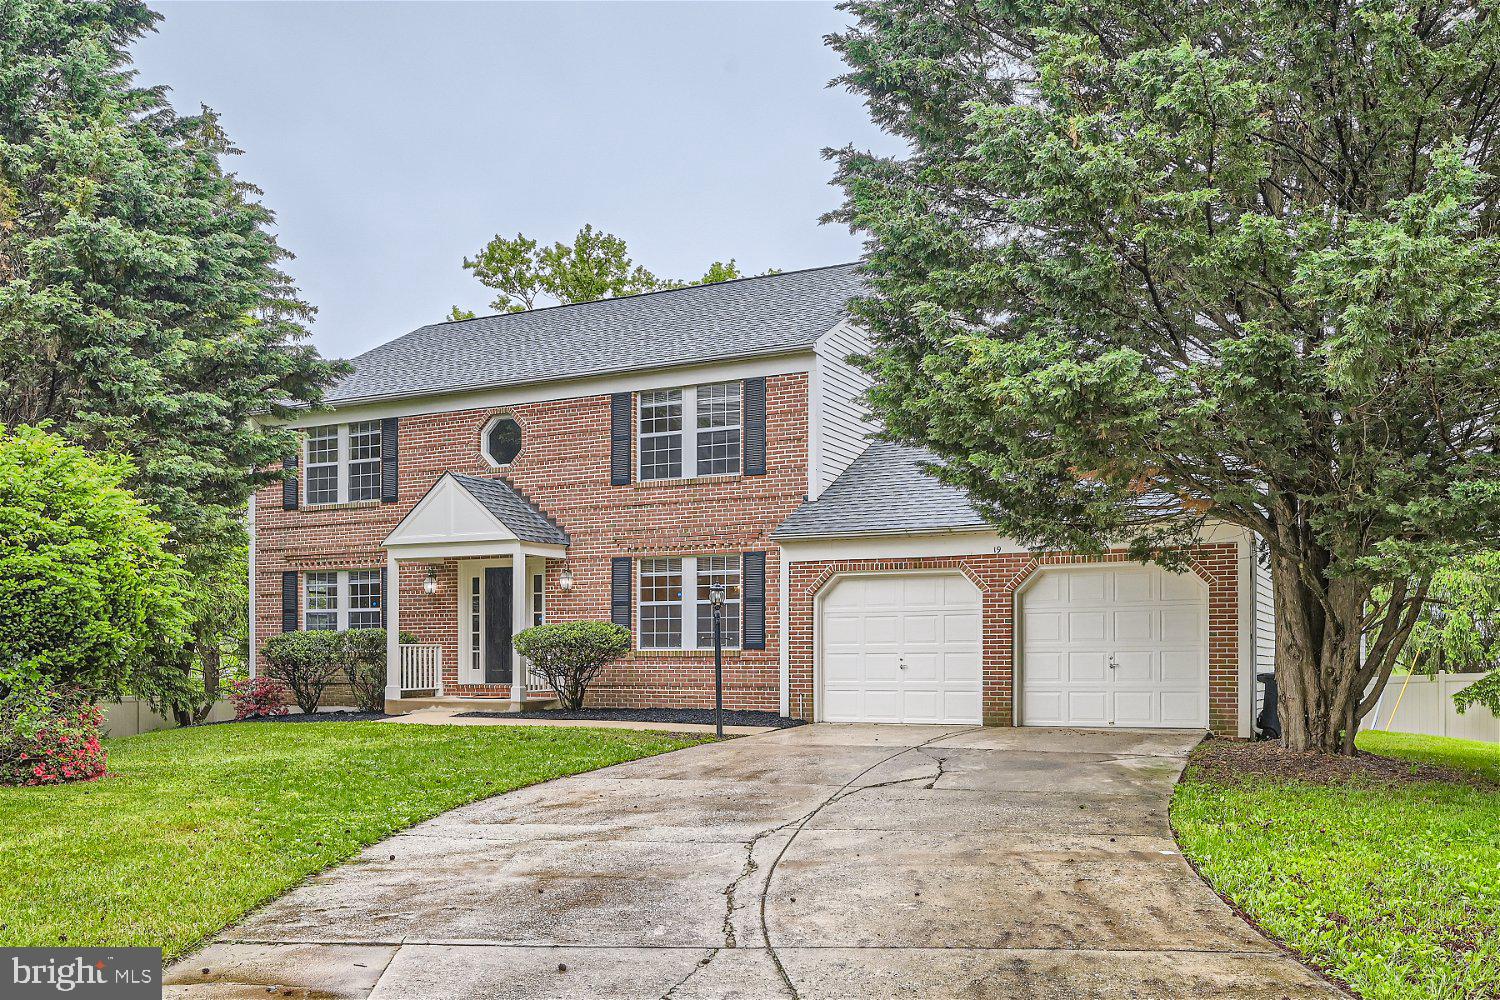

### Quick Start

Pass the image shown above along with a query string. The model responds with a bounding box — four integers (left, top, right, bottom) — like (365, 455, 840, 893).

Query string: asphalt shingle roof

(324, 263, 867, 406)
(772, 441, 991, 539)
(450, 474, 570, 546)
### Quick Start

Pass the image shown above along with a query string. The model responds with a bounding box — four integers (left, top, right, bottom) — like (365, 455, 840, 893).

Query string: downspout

(246, 493, 256, 680)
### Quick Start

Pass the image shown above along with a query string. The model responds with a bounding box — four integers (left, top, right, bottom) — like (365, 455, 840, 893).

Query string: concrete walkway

(165, 725, 1341, 999)
(379, 706, 776, 736)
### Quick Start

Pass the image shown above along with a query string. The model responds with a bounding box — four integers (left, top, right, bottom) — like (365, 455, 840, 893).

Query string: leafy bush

(342, 629, 417, 713)
(0, 682, 107, 786)
(0, 425, 189, 702)
(260, 631, 345, 715)
(513, 621, 630, 710)
(227, 677, 290, 720)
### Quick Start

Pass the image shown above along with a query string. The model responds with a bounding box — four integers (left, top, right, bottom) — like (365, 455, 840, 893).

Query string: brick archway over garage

(785, 543, 1241, 736)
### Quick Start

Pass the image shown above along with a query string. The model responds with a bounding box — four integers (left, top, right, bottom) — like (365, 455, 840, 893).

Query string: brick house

(250, 263, 1272, 736)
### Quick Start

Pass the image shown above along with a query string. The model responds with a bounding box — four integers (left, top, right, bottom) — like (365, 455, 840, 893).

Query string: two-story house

(250, 263, 1271, 737)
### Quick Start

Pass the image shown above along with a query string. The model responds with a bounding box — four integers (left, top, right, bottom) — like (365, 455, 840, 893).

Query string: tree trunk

(1270, 550, 1369, 754)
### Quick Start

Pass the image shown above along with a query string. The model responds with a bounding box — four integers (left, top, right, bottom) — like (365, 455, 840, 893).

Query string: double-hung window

(637, 381, 741, 481)
(303, 570, 382, 630)
(637, 555, 742, 650)
(303, 422, 382, 504)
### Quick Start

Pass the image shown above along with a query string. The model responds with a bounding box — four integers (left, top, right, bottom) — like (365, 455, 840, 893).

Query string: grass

(1173, 731, 1500, 1000)
(0, 721, 704, 959)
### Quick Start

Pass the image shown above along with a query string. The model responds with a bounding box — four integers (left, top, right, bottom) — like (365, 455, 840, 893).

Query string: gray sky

(131, 2, 896, 361)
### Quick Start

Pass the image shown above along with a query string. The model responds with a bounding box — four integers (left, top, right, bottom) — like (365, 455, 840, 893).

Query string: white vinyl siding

(1254, 545, 1275, 675)
(812, 322, 877, 499)
(303, 570, 381, 631)
(638, 382, 742, 481)
(303, 422, 383, 505)
(638, 555, 742, 650)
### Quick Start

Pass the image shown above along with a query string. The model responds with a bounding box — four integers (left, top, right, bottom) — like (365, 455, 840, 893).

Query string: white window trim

(637, 382, 741, 482)
(636, 554, 742, 652)
(481, 414, 523, 468)
(303, 423, 382, 505)
(531, 571, 545, 627)
(303, 569, 381, 631)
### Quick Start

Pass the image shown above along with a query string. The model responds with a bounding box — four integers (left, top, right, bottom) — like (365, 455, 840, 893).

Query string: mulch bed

(454, 707, 807, 729)
(219, 710, 392, 724)
(1185, 737, 1495, 789)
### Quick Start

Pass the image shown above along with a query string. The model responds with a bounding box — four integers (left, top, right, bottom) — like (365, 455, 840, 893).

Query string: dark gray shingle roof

(773, 442, 991, 539)
(450, 474, 570, 546)
(325, 263, 867, 406)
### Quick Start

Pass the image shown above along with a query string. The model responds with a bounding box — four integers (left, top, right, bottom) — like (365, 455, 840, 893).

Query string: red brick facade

(253, 372, 809, 710)
(784, 544, 1242, 737)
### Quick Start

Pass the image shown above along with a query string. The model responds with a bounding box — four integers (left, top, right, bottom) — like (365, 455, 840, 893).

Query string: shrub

(513, 621, 630, 710)
(0, 425, 189, 702)
(342, 629, 417, 713)
(0, 682, 107, 786)
(261, 631, 345, 715)
(227, 677, 290, 720)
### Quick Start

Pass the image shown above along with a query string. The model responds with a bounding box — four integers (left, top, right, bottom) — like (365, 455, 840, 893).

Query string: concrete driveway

(166, 725, 1340, 999)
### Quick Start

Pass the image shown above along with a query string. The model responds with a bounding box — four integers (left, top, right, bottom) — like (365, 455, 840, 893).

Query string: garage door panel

(1021, 567, 1208, 729)
(819, 574, 982, 725)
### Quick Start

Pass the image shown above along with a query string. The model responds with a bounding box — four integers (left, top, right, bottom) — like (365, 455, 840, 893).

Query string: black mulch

(454, 707, 806, 729)
(217, 710, 392, 724)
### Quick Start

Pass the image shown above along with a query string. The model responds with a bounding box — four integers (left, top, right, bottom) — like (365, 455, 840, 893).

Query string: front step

(386, 694, 561, 715)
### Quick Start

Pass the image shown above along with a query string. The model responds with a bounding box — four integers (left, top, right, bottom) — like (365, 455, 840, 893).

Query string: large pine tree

(0, 0, 343, 713)
(827, 0, 1500, 752)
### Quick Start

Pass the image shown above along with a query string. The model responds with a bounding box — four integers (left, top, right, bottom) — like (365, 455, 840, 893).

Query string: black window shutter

(743, 377, 767, 476)
(610, 392, 632, 485)
(281, 571, 299, 632)
(379, 566, 388, 629)
(610, 557, 633, 631)
(742, 551, 766, 649)
(380, 417, 399, 503)
(282, 453, 299, 510)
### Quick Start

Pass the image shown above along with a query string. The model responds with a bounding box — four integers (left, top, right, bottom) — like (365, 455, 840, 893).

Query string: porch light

(709, 583, 726, 609)
(559, 567, 574, 591)
(422, 566, 438, 595)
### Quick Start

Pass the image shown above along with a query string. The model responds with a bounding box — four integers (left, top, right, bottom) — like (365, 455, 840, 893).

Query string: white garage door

(821, 574, 982, 724)
(1021, 566, 1207, 729)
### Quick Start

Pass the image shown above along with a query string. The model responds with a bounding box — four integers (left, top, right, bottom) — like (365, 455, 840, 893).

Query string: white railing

(526, 663, 554, 695)
(399, 643, 442, 693)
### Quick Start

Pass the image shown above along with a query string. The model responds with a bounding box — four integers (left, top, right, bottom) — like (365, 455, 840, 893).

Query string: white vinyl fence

(101, 697, 234, 739)
(1364, 672, 1499, 743)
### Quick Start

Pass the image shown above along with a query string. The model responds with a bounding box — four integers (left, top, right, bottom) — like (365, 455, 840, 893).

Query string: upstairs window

(304, 570, 381, 631)
(483, 415, 523, 466)
(303, 422, 382, 505)
(638, 381, 741, 481)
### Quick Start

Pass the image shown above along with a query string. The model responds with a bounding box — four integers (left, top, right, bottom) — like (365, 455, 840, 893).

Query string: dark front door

(484, 567, 513, 684)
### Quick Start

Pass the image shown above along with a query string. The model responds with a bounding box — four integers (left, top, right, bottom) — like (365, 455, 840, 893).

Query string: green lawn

(0, 721, 704, 959)
(1173, 732, 1500, 1000)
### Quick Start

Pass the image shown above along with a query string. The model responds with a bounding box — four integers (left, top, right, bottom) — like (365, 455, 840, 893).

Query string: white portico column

(384, 551, 402, 702)
(511, 550, 528, 704)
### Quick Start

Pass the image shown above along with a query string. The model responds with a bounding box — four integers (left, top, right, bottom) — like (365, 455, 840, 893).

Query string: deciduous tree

(826, 0, 1500, 752)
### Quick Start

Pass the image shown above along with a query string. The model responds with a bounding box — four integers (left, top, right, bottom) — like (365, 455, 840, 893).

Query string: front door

(484, 567, 513, 684)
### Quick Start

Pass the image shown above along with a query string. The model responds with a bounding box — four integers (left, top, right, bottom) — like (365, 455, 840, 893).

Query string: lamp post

(709, 583, 725, 739)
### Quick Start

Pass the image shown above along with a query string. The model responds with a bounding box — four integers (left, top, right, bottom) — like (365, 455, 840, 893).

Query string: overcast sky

(131, 2, 896, 361)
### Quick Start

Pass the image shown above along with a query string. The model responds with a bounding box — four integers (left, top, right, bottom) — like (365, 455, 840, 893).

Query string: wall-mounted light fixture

(558, 566, 574, 592)
(422, 566, 439, 595)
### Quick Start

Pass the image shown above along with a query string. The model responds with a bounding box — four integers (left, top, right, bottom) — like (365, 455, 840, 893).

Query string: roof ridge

(427, 260, 864, 331)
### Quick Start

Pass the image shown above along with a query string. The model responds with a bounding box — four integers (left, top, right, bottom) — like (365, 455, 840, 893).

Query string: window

(638, 382, 741, 480)
(532, 572, 545, 627)
(637, 555, 741, 650)
(469, 575, 481, 673)
(303, 422, 383, 504)
(303, 570, 382, 631)
(483, 415, 523, 466)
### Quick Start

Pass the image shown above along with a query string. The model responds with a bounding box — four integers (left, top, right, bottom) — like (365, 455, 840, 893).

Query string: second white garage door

(1020, 566, 1208, 729)
(821, 573, 983, 724)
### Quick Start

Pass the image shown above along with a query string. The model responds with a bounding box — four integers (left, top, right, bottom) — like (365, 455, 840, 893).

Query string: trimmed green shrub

(260, 631, 344, 715)
(342, 629, 417, 713)
(513, 621, 630, 710)
(0, 425, 189, 702)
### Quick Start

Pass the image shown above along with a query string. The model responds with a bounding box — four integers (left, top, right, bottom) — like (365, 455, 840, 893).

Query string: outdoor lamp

(709, 583, 726, 609)
(422, 566, 438, 595)
(559, 567, 574, 591)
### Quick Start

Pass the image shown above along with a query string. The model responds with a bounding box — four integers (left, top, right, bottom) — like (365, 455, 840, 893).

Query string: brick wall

(786, 544, 1242, 737)
(253, 372, 809, 710)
